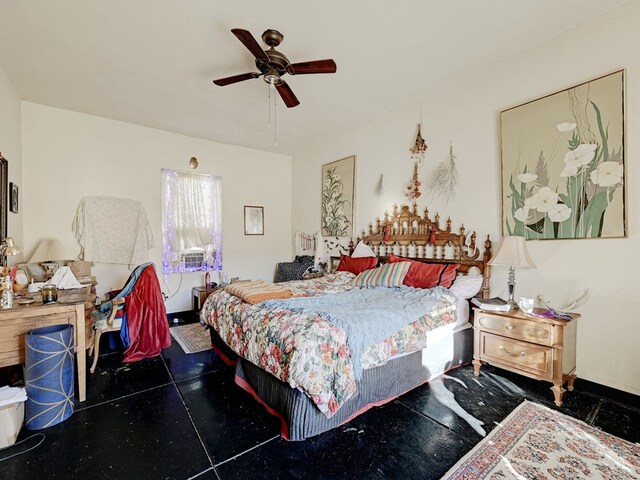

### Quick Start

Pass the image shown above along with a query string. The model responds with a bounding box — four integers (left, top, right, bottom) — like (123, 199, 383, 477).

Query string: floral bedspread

(200, 272, 456, 418)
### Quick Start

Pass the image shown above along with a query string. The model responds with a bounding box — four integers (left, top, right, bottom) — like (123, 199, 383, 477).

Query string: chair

(89, 296, 124, 373)
(89, 262, 170, 373)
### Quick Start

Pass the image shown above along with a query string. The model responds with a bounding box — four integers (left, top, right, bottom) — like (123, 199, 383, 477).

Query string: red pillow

(387, 254, 460, 288)
(336, 254, 378, 275)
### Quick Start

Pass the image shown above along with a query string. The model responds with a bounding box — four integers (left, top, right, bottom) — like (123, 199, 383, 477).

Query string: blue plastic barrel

(24, 324, 75, 430)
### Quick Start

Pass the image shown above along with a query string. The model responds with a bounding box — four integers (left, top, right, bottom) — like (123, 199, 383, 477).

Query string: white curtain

(162, 170, 222, 273)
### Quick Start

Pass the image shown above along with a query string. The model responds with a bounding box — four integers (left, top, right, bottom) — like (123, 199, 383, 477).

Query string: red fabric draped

(122, 266, 171, 362)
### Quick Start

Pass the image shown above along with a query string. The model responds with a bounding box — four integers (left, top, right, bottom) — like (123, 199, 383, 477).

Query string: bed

(201, 203, 492, 440)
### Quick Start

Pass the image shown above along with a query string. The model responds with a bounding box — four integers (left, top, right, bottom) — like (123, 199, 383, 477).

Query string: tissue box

(68, 261, 91, 278)
(0, 401, 24, 448)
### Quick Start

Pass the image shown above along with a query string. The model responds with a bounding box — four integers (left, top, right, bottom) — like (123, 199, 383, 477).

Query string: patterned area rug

(170, 323, 211, 354)
(442, 400, 640, 479)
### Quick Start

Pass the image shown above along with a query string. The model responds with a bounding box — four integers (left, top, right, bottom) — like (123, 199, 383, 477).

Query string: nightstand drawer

(476, 312, 553, 346)
(479, 332, 553, 379)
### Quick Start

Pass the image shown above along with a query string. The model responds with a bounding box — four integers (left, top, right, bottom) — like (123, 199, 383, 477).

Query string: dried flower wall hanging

(375, 174, 385, 197)
(428, 142, 459, 204)
(405, 124, 428, 200)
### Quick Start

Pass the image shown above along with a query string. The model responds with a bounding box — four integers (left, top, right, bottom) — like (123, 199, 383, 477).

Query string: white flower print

(548, 203, 572, 222)
(556, 122, 577, 132)
(589, 161, 623, 187)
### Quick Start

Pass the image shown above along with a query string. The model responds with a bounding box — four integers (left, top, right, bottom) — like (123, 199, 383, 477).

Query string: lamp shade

(1, 237, 23, 256)
(28, 239, 66, 263)
(488, 236, 536, 268)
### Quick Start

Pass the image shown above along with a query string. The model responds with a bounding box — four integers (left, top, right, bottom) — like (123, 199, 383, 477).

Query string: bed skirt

(211, 327, 473, 441)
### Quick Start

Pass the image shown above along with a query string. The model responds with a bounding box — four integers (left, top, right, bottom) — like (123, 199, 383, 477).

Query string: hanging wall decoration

(501, 70, 625, 239)
(405, 124, 427, 200)
(428, 142, 459, 204)
(321, 155, 356, 236)
(375, 174, 385, 197)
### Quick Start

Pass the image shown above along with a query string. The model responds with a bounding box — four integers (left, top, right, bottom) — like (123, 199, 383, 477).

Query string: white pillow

(351, 241, 376, 258)
(449, 274, 483, 299)
(466, 266, 482, 277)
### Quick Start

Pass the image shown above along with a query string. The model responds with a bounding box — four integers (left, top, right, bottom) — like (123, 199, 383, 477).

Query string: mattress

(201, 273, 459, 418)
(231, 325, 474, 441)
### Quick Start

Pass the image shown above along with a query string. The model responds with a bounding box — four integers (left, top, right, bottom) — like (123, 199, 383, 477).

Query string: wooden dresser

(472, 307, 579, 406)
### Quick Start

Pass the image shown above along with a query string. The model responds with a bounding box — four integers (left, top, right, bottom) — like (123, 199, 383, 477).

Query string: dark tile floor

(1, 324, 639, 480)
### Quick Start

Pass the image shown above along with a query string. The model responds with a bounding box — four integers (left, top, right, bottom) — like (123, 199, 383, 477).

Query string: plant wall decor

(321, 155, 356, 236)
(500, 70, 625, 239)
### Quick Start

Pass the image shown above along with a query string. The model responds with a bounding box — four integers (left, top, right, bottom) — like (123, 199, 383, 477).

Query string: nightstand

(192, 286, 221, 312)
(472, 307, 580, 406)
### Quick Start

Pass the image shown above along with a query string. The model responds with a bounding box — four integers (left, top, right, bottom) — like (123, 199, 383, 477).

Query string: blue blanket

(264, 286, 455, 380)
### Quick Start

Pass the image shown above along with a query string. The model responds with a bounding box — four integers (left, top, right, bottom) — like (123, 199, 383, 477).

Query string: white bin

(0, 401, 25, 448)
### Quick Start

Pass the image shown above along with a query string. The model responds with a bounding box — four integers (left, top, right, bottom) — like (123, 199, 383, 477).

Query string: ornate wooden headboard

(355, 203, 492, 298)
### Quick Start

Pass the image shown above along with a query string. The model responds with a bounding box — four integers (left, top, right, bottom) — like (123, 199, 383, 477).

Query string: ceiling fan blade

(213, 72, 260, 86)
(288, 59, 337, 75)
(231, 28, 269, 62)
(275, 82, 300, 108)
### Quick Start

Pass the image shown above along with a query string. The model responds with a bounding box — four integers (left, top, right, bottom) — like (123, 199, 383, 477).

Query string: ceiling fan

(213, 28, 337, 108)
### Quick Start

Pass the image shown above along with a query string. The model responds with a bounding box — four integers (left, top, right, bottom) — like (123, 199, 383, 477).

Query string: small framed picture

(9, 182, 18, 214)
(329, 256, 341, 273)
(15, 263, 33, 285)
(244, 206, 264, 235)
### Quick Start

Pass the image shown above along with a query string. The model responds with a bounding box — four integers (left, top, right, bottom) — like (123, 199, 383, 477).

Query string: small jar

(42, 284, 58, 304)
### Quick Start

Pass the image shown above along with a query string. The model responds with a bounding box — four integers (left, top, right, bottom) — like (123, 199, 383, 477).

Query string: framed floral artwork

(500, 70, 625, 239)
(321, 155, 356, 236)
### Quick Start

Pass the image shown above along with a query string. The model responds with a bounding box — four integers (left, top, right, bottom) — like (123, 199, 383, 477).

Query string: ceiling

(0, 0, 628, 156)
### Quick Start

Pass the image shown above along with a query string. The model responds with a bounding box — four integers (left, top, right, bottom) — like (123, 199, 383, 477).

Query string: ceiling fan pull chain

(267, 84, 272, 128)
(274, 88, 278, 147)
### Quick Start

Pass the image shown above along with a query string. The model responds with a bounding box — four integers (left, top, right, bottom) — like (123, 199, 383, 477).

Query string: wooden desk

(0, 287, 90, 402)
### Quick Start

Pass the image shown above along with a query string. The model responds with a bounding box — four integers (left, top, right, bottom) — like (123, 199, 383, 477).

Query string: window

(161, 169, 222, 274)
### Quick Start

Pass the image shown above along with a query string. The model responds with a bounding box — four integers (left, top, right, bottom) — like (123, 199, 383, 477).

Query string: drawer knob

(499, 345, 526, 358)
(505, 324, 516, 331)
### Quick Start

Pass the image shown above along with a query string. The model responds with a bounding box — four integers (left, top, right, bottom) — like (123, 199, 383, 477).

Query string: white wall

(21, 102, 292, 313)
(292, 3, 639, 394)
(0, 63, 23, 249)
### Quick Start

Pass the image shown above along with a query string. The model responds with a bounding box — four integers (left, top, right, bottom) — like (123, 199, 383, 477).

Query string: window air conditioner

(179, 251, 205, 269)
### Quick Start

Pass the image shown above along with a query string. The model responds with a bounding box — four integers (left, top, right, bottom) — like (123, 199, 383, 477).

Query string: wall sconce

(189, 157, 199, 169)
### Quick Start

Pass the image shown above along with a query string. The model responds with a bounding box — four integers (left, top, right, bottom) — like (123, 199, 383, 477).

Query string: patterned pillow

(353, 262, 412, 288)
(274, 256, 315, 283)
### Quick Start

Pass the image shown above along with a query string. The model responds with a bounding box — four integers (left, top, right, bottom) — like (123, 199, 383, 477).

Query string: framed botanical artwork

(244, 206, 264, 235)
(321, 155, 356, 236)
(500, 70, 625, 240)
(9, 182, 18, 214)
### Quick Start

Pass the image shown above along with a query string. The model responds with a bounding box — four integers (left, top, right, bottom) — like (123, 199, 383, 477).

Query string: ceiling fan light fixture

(263, 68, 280, 85)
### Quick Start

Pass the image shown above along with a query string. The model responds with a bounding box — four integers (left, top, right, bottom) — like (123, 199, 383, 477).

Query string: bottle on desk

(1, 276, 13, 309)
(205, 272, 210, 289)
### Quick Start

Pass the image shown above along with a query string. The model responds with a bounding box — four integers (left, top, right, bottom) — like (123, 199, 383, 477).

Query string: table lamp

(1, 237, 24, 267)
(28, 239, 66, 279)
(488, 236, 536, 309)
